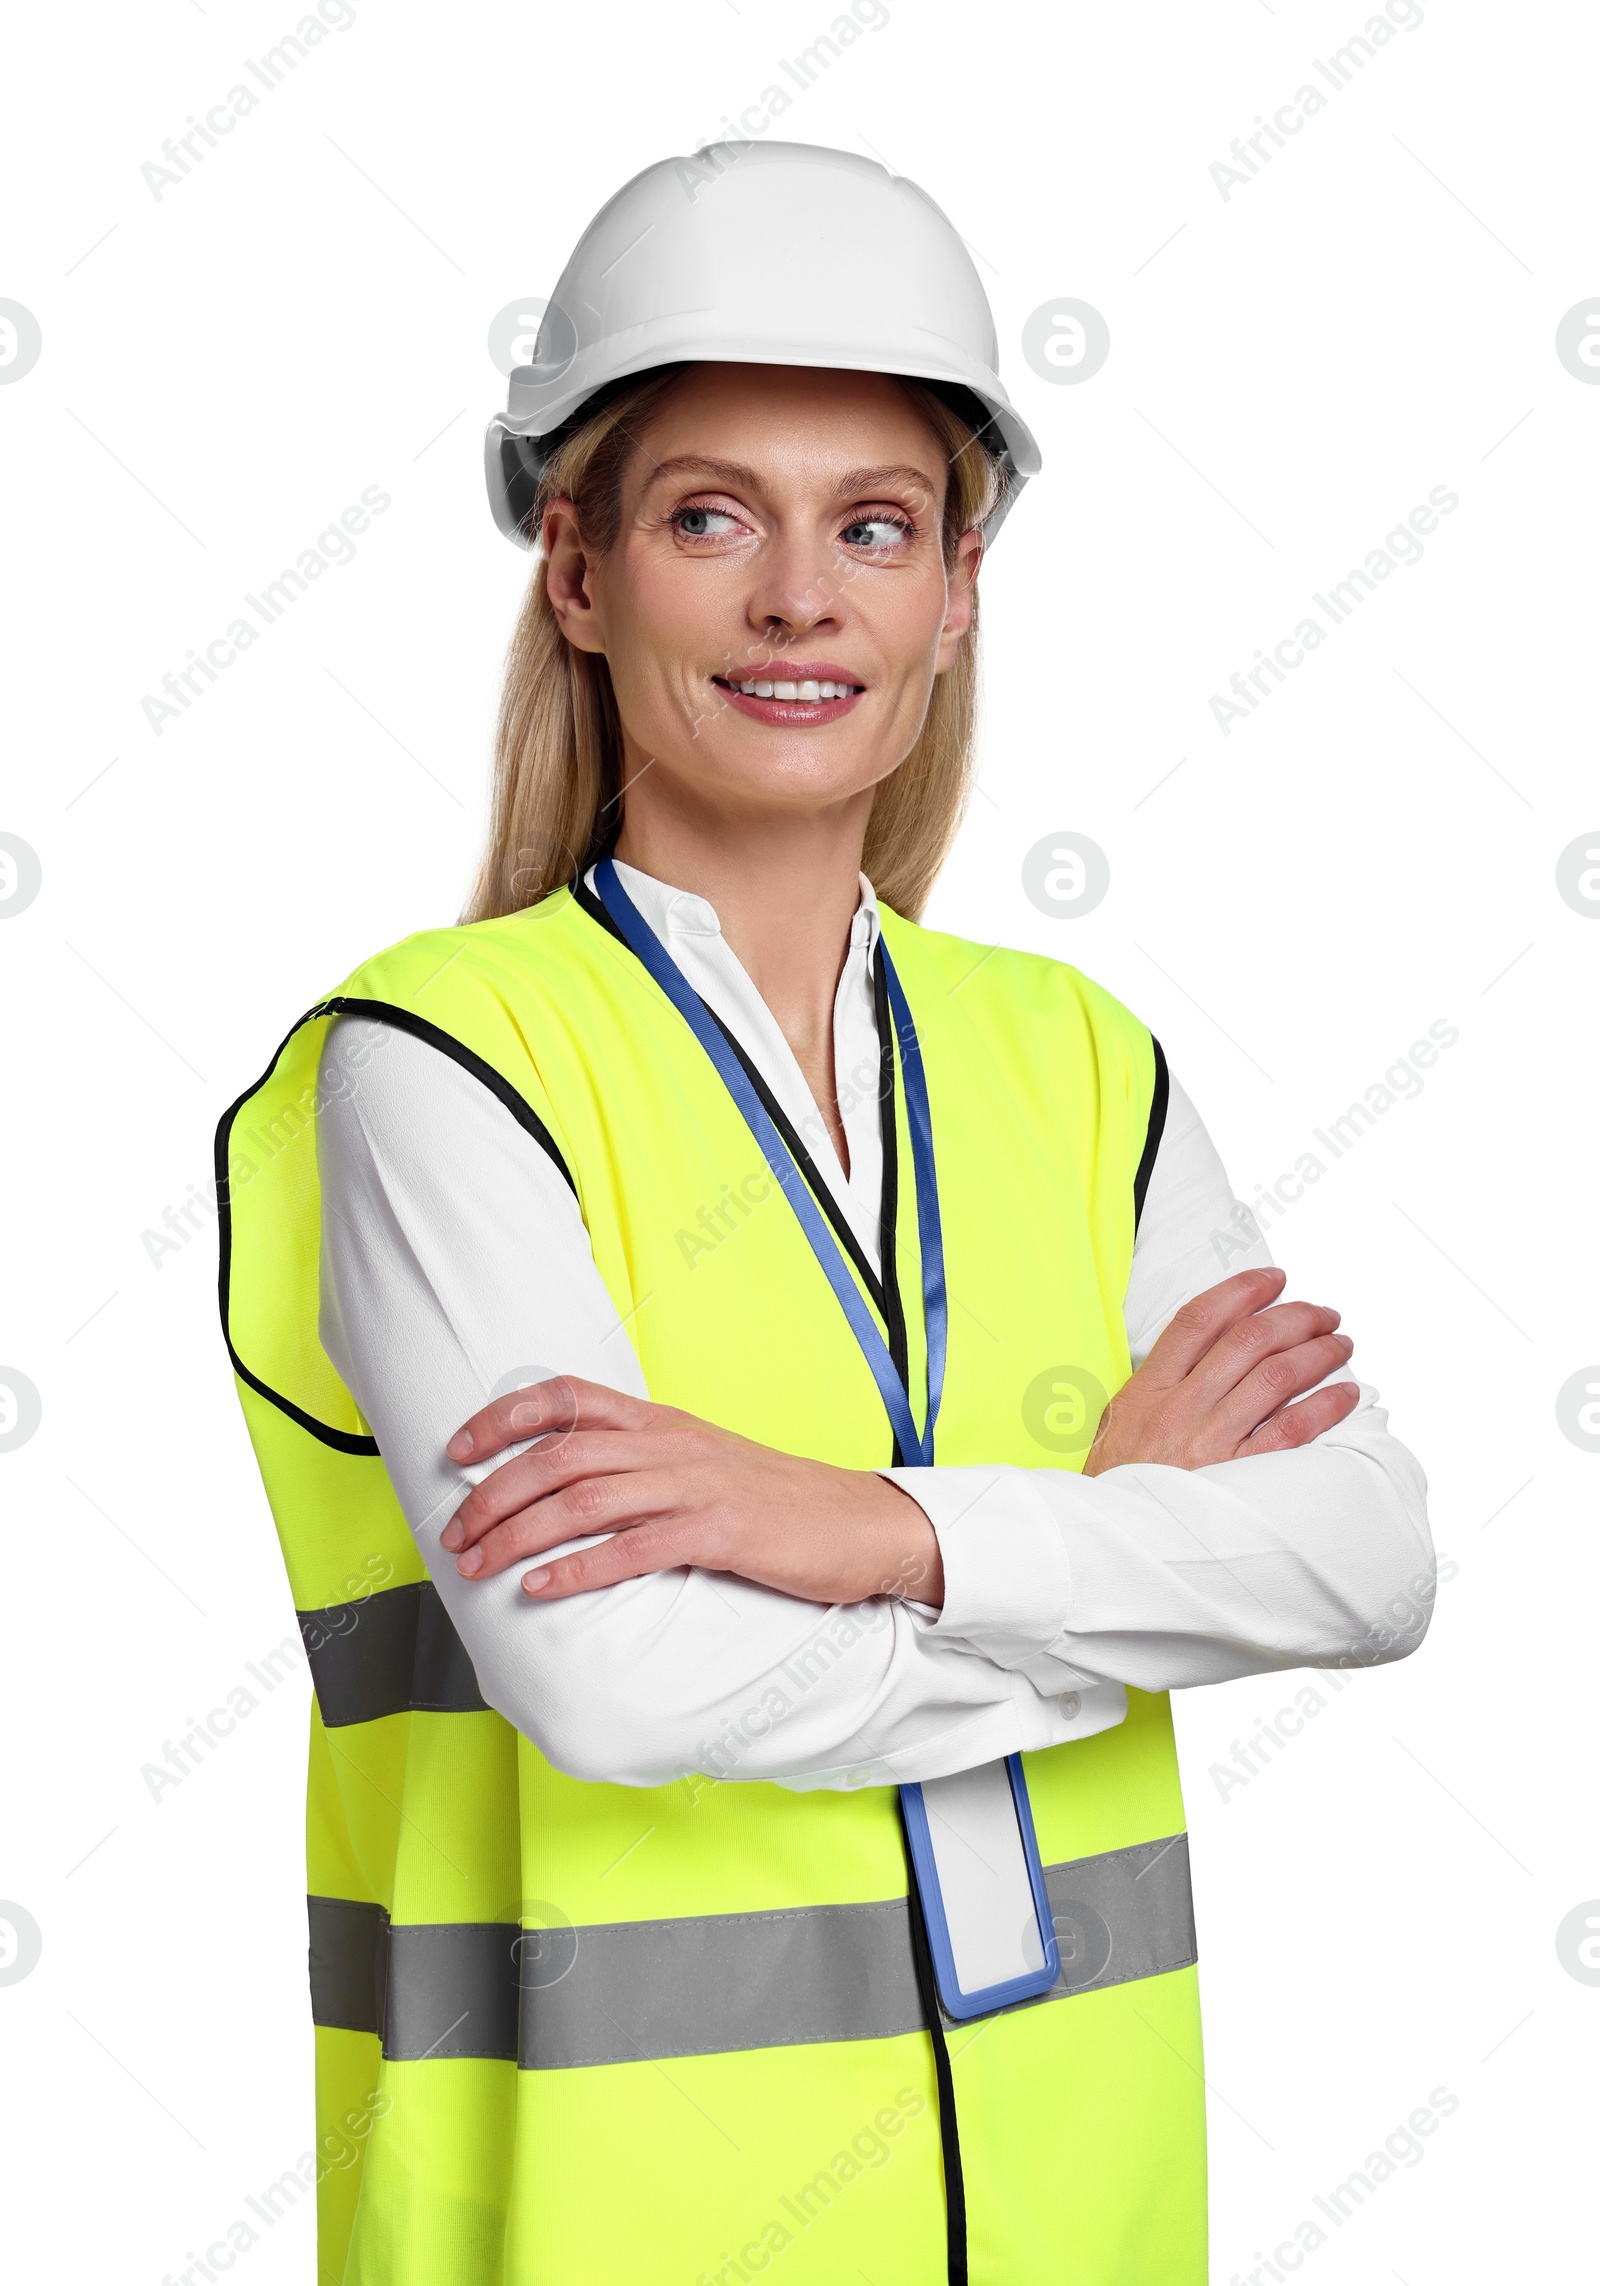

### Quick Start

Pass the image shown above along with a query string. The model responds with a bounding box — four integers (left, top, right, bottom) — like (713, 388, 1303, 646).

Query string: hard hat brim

(485, 343, 1038, 551)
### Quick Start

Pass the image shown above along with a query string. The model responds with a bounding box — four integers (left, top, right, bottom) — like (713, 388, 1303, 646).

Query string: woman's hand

(439, 1268, 1350, 1602)
(1082, 1265, 1358, 1476)
(439, 1378, 945, 1608)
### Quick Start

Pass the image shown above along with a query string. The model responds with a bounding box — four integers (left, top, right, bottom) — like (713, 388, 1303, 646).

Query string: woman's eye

(672, 505, 742, 539)
(841, 516, 913, 550)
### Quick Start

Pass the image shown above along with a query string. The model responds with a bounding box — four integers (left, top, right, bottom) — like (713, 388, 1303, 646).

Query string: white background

(2, 1, 1596, 2279)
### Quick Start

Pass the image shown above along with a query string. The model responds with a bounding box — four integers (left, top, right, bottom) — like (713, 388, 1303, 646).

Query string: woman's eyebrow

(836, 463, 940, 498)
(641, 454, 940, 499)
(641, 454, 762, 490)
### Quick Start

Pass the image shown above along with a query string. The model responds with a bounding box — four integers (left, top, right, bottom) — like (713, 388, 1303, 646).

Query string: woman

(218, 142, 1433, 2286)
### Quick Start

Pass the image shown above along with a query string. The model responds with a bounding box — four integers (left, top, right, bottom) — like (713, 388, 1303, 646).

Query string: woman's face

(543, 363, 981, 825)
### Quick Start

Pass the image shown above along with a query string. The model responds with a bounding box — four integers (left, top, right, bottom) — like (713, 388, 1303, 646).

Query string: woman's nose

(744, 533, 847, 638)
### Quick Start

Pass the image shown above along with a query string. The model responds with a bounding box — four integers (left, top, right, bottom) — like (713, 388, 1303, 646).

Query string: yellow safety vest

(216, 881, 1205, 2285)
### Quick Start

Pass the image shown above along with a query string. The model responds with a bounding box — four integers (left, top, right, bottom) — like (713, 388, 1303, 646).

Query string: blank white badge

(916, 1759, 1046, 1994)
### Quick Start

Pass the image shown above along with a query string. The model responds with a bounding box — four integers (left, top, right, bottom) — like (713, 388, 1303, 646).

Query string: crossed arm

(317, 1018, 1433, 1788)
(441, 1266, 1360, 1606)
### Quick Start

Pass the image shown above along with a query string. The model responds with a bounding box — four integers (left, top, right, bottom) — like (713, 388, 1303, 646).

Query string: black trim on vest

(898, 1796, 969, 2286)
(871, 941, 912, 1457)
(318, 996, 577, 1197)
(1133, 1034, 1169, 1233)
(215, 1006, 381, 1456)
(569, 871, 628, 945)
(215, 995, 577, 1457)
(703, 1010, 894, 1328)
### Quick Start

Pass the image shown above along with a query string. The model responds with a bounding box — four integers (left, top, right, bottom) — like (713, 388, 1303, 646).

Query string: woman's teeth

(731, 678, 856, 702)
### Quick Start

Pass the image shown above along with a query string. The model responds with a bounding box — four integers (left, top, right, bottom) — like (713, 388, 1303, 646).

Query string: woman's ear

(934, 526, 983, 673)
(543, 499, 607, 655)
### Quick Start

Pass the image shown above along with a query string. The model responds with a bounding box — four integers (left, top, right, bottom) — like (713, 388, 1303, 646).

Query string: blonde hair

(463, 367, 1004, 925)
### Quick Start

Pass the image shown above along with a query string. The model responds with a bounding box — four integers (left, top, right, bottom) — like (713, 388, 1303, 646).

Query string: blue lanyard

(593, 856, 946, 1467)
(594, 862, 1058, 2035)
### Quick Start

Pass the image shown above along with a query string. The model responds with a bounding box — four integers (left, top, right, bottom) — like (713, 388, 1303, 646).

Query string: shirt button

(1058, 1691, 1082, 1720)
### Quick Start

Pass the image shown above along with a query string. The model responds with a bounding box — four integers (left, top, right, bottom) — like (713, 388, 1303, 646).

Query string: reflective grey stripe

(308, 1895, 388, 2035)
(297, 1580, 487, 1727)
(307, 1834, 1194, 2066)
(388, 1922, 521, 2061)
(528, 1893, 921, 2068)
(1042, 1835, 1196, 1997)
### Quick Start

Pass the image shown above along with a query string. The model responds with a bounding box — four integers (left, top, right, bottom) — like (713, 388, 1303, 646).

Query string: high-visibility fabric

(217, 886, 1206, 2285)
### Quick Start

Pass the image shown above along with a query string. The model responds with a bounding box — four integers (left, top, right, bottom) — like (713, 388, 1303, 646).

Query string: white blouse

(315, 860, 1434, 1791)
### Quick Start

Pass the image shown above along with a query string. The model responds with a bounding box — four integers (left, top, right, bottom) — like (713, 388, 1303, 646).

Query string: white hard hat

(485, 140, 1041, 550)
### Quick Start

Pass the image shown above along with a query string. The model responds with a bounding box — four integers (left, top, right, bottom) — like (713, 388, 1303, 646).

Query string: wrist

(869, 1473, 944, 1609)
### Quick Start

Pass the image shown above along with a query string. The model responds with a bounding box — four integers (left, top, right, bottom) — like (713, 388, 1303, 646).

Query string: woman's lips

(711, 669, 865, 725)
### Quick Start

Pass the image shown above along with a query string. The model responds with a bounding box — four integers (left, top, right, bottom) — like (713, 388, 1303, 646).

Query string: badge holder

(899, 1754, 1061, 2021)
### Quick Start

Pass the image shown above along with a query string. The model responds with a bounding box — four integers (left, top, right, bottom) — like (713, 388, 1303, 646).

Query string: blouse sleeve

(889, 1072, 1437, 1691)
(314, 1016, 1124, 1791)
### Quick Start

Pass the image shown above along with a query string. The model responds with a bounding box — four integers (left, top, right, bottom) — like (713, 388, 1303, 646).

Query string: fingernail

(456, 1548, 483, 1576)
(440, 1520, 463, 1551)
(522, 1568, 551, 1594)
(447, 1429, 473, 1460)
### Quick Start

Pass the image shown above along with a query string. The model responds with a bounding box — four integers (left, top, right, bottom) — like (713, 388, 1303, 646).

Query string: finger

(443, 1428, 685, 1550)
(520, 1517, 712, 1600)
(1217, 1336, 1354, 1444)
(1185, 1300, 1345, 1407)
(1141, 1269, 1287, 1386)
(1237, 1378, 1361, 1457)
(453, 1467, 699, 1579)
(446, 1375, 656, 1465)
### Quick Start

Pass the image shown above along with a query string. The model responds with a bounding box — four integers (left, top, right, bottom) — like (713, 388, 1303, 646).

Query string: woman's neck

(613, 785, 874, 1173)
